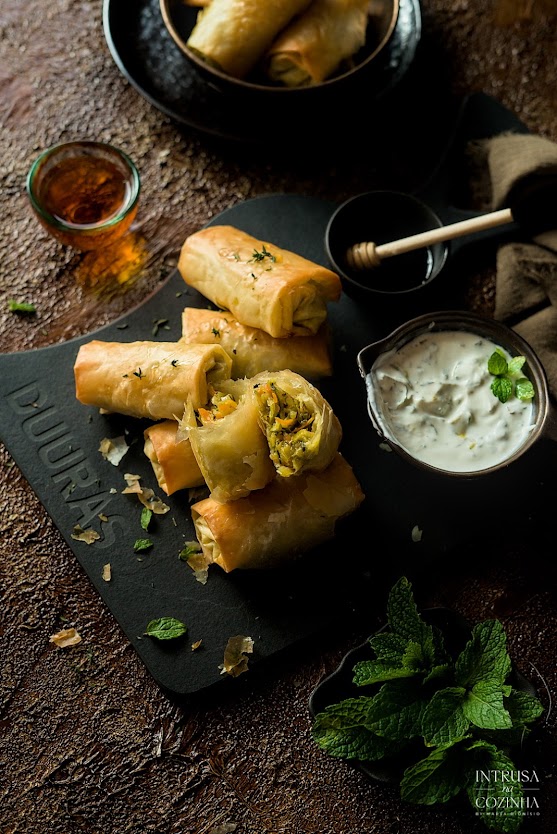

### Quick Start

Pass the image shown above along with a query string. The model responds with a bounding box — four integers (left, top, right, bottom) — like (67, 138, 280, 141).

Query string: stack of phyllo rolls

(73, 225, 365, 573)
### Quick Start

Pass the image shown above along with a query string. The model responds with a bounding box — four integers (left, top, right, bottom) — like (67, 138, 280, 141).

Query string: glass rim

(26, 140, 141, 234)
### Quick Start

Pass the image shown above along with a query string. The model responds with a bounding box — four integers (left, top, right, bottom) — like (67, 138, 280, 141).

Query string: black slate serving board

(1, 94, 554, 698)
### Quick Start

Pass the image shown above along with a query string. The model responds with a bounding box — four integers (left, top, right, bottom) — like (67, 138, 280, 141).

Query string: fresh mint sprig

(487, 350, 535, 404)
(311, 576, 544, 834)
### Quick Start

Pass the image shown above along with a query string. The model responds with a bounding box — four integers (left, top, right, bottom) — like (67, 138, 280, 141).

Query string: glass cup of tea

(26, 141, 141, 251)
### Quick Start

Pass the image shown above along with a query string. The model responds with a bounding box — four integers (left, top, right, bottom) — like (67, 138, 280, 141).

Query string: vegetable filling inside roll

(254, 381, 320, 475)
(197, 388, 238, 423)
(187, 379, 276, 502)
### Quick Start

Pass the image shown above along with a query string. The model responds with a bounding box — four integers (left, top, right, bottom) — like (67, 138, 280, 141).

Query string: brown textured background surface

(1, 1, 557, 832)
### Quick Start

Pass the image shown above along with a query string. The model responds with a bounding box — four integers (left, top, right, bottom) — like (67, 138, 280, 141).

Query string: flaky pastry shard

(178, 226, 341, 338)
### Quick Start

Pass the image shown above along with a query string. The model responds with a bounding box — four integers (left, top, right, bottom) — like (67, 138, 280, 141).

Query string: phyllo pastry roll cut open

(178, 225, 342, 338)
(181, 307, 333, 380)
(250, 369, 342, 477)
(187, 379, 276, 503)
(186, 0, 313, 79)
(74, 340, 232, 419)
(191, 453, 365, 572)
(143, 420, 205, 496)
(265, 0, 373, 87)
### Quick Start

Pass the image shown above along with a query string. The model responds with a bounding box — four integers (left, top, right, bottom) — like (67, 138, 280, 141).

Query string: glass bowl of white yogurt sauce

(357, 311, 554, 477)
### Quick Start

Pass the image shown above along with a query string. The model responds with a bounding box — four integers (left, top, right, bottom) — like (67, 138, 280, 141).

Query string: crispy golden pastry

(250, 369, 342, 477)
(181, 307, 333, 380)
(266, 0, 372, 86)
(143, 420, 205, 495)
(74, 340, 232, 419)
(191, 453, 365, 571)
(187, 379, 276, 503)
(186, 0, 313, 79)
(178, 226, 341, 338)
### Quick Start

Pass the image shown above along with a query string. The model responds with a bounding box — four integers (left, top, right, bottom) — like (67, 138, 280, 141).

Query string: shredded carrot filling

(275, 417, 296, 428)
(260, 383, 278, 404)
(198, 390, 238, 424)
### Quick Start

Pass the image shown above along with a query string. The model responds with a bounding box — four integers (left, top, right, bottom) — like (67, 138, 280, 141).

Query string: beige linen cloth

(486, 132, 557, 398)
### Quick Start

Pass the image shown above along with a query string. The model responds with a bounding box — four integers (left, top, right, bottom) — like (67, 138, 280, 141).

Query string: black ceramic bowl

(326, 190, 450, 302)
(159, 0, 400, 101)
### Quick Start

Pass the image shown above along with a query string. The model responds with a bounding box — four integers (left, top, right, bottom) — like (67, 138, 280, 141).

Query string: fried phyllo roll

(266, 0, 372, 86)
(250, 369, 342, 477)
(187, 379, 275, 503)
(178, 226, 341, 338)
(74, 340, 232, 419)
(191, 453, 365, 571)
(186, 0, 313, 79)
(143, 420, 205, 495)
(181, 307, 333, 380)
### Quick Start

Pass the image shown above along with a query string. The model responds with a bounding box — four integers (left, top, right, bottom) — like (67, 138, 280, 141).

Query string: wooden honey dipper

(346, 207, 514, 270)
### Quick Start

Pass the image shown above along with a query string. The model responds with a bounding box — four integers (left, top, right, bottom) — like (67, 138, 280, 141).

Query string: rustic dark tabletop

(1, 1, 557, 832)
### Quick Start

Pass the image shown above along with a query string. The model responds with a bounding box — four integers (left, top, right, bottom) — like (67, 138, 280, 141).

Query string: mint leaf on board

(144, 617, 188, 640)
(365, 681, 428, 741)
(140, 507, 152, 531)
(353, 660, 420, 686)
(400, 739, 468, 805)
(455, 620, 511, 689)
(422, 687, 470, 746)
(465, 741, 524, 834)
(463, 680, 513, 730)
(179, 542, 203, 561)
(312, 698, 403, 761)
(134, 538, 154, 552)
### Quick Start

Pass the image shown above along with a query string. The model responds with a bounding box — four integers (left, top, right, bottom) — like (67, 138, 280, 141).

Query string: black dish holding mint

(308, 578, 545, 834)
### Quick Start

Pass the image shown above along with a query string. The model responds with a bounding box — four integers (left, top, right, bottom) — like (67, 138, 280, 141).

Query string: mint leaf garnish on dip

(487, 351, 535, 404)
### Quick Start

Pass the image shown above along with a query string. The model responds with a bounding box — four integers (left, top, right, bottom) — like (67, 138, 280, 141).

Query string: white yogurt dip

(367, 330, 536, 472)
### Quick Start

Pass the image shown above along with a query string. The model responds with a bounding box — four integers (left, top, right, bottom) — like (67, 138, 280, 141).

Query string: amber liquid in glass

(41, 155, 132, 228)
